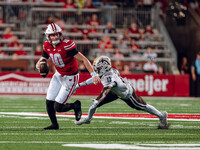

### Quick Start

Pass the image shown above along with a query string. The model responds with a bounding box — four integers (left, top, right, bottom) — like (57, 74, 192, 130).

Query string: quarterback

(36, 23, 100, 130)
(74, 56, 169, 129)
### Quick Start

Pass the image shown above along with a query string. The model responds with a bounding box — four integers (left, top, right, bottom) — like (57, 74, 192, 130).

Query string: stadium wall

(0, 72, 189, 97)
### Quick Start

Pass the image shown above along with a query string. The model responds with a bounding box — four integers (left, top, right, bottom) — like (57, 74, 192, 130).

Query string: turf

(0, 96, 200, 150)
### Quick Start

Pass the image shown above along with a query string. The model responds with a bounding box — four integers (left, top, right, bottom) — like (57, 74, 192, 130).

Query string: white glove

(90, 99, 99, 109)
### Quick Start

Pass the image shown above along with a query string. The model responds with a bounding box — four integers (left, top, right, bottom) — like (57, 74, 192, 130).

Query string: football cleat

(43, 124, 59, 130)
(158, 111, 169, 129)
(74, 100, 82, 121)
(74, 118, 90, 125)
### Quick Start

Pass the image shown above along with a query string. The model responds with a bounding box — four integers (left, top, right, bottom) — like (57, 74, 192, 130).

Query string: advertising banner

(0, 72, 189, 96)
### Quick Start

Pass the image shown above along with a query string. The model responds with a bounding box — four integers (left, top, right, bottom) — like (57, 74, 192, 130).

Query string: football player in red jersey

(36, 23, 101, 130)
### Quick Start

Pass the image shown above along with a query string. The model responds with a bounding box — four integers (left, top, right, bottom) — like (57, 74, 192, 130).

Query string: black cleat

(43, 124, 59, 130)
(74, 100, 82, 121)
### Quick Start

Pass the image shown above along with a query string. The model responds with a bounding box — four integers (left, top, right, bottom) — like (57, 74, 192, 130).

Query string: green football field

(0, 96, 200, 150)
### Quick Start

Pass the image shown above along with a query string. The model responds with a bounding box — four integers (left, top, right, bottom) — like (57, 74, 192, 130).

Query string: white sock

(144, 104, 163, 119)
(87, 106, 97, 121)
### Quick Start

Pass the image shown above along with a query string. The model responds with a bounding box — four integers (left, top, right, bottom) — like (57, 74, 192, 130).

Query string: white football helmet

(93, 55, 111, 76)
(45, 23, 63, 45)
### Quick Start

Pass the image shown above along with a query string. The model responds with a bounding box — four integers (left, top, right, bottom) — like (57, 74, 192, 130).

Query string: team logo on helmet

(93, 56, 111, 76)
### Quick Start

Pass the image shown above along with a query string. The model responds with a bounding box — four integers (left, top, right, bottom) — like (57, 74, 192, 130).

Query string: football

(39, 59, 49, 78)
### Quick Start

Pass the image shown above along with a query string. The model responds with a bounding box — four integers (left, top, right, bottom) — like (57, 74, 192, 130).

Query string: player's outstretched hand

(93, 76, 101, 85)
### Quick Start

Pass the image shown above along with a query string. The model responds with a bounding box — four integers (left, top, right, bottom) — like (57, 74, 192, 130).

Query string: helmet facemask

(47, 32, 62, 45)
(45, 23, 63, 45)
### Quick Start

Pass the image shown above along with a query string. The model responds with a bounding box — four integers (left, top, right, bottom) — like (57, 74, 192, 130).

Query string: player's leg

(44, 72, 62, 130)
(123, 89, 168, 129)
(54, 74, 81, 121)
(75, 92, 119, 125)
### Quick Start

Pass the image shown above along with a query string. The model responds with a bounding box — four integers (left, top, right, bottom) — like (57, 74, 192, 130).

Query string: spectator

(115, 34, 129, 53)
(0, 48, 6, 56)
(9, 36, 20, 47)
(34, 45, 43, 63)
(179, 56, 189, 74)
(157, 66, 164, 74)
(63, 0, 76, 8)
(86, 13, 100, 26)
(62, 0, 76, 22)
(54, 16, 66, 28)
(88, 24, 98, 34)
(82, 33, 90, 41)
(143, 56, 158, 73)
(142, 47, 157, 59)
(129, 61, 137, 73)
(0, 18, 4, 24)
(70, 22, 81, 33)
(145, 32, 154, 42)
(129, 39, 141, 59)
(125, 22, 140, 41)
(103, 22, 117, 34)
(34, 45, 43, 56)
(144, 24, 154, 34)
(75, 0, 85, 8)
(191, 51, 200, 97)
(112, 47, 124, 59)
(12, 44, 27, 60)
(114, 60, 123, 72)
(98, 35, 113, 50)
(84, 0, 96, 8)
(189, 0, 199, 10)
(3, 27, 14, 39)
(128, 22, 140, 34)
(121, 64, 132, 74)
(45, 16, 54, 24)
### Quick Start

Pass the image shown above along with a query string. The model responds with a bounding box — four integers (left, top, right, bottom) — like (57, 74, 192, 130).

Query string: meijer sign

(0, 73, 189, 96)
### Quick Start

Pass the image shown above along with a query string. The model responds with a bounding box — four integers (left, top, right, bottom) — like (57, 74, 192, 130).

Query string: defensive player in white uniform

(74, 56, 169, 129)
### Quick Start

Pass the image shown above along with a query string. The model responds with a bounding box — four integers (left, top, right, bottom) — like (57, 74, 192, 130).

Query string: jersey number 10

(49, 53, 65, 67)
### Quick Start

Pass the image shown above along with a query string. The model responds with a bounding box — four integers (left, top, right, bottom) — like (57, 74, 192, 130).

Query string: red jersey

(43, 39, 78, 76)
(86, 20, 100, 26)
(14, 50, 28, 55)
(128, 28, 140, 34)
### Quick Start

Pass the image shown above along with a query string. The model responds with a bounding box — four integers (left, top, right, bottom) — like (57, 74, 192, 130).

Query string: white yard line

(0, 133, 197, 136)
(63, 144, 200, 149)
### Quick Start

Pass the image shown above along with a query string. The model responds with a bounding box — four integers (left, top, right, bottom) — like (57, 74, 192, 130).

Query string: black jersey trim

(67, 47, 79, 56)
(42, 50, 49, 59)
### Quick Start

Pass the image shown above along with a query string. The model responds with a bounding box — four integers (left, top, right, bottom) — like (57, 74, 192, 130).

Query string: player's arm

(96, 86, 112, 104)
(191, 66, 196, 81)
(74, 52, 101, 85)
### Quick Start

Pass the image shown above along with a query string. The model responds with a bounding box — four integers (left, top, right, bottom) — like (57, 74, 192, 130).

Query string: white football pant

(46, 71, 79, 104)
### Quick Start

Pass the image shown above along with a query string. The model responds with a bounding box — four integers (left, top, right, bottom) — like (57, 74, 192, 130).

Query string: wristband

(90, 72, 98, 78)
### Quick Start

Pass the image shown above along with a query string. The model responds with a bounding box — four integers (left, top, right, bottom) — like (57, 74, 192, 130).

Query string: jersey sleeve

(42, 50, 49, 59)
(42, 42, 49, 59)
(63, 39, 76, 51)
(67, 47, 79, 56)
(101, 74, 116, 88)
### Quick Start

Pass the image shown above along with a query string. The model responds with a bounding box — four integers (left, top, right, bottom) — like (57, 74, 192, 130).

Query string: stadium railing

(0, 3, 177, 73)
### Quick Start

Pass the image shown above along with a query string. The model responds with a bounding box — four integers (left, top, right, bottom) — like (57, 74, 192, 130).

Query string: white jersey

(101, 68, 133, 99)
